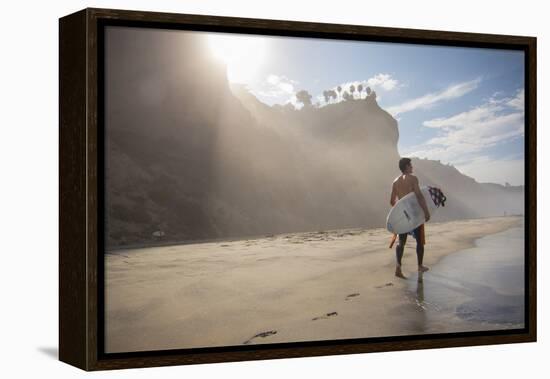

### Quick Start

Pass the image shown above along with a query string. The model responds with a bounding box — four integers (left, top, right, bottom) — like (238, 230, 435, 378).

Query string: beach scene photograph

(103, 26, 525, 353)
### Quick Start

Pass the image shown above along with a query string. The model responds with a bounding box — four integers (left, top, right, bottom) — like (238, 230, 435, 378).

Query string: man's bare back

(390, 173, 430, 223)
(392, 174, 417, 202)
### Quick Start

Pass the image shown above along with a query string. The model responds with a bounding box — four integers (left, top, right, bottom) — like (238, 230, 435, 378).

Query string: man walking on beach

(390, 158, 431, 278)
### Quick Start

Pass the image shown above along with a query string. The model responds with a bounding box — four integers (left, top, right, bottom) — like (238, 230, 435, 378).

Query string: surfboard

(386, 186, 440, 235)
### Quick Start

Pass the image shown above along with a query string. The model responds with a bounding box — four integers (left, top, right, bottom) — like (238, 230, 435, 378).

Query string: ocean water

(407, 223, 525, 332)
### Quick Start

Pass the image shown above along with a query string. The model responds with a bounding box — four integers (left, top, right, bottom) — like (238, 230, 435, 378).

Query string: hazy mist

(104, 27, 524, 249)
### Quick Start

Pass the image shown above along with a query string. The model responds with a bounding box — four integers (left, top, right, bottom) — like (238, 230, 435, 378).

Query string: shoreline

(405, 216, 523, 270)
(106, 214, 524, 253)
(405, 223, 525, 333)
(105, 216, 523, 353)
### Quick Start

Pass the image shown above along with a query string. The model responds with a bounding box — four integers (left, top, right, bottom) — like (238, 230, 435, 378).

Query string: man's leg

(414, 227, 429, 272)
(395, 233, 407, 278)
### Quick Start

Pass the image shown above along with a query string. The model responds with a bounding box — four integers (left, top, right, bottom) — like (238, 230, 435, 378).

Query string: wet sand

(105, 216, 523, 353)
(406, 223, 525, 333)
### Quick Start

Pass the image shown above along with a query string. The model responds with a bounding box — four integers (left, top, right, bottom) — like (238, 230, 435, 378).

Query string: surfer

(390, 158, 431, 278)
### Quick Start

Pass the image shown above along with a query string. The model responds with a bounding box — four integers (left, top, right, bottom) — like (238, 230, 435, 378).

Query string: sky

(205, 32, 525, 186)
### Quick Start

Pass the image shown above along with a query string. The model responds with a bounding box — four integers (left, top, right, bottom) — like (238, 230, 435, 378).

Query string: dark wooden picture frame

(59, 7, 536, 371)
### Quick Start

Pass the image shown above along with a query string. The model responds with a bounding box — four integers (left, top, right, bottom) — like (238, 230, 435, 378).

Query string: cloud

(386, 78, 481, 117)
(404, 89, 525, 184)
(506, 89, 525, 110)
(316, 94, 325, 105)
(251, 74, 299, 103)
(265, 74, 296, 94)
(337, 73, 400, 95)
(366, 73, 399, 91)
(489, 88, 524, 111)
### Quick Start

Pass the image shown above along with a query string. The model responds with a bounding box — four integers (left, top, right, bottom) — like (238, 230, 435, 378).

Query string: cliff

(104, 28, 523, 248)
(412, 158, 524, 221)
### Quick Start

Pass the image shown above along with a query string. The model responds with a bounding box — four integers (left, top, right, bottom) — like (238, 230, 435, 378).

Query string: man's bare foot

(418, 265, 430, 272)
(395, 267, 407, 279)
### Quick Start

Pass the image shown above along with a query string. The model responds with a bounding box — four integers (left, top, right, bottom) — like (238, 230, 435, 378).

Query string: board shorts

(389, 224, 425, 248)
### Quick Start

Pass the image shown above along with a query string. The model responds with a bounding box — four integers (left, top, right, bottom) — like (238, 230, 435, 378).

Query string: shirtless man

(390, 158, 431, 278)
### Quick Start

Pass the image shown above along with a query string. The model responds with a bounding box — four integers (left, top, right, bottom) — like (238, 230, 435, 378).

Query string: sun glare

(207, 33, 268, 84)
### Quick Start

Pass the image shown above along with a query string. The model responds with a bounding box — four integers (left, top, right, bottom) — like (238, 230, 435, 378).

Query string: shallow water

(407, 223, 525, 332)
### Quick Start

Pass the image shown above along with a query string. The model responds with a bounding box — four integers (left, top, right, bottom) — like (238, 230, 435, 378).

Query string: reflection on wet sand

(407, 224, 524, 333)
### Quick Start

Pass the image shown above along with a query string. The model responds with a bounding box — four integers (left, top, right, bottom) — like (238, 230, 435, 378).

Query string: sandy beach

(105, 216, 523, 353)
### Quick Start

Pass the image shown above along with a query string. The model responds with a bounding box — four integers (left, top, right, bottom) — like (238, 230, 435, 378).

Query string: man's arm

(390, 182, 397, 206)
(412, 176, 430, 222)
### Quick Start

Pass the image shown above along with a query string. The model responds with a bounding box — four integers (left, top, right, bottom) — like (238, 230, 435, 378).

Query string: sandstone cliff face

(105, 28, 523, 249)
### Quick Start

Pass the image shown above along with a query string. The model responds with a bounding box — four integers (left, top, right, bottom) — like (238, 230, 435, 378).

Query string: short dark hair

(399, 157, 411, 173)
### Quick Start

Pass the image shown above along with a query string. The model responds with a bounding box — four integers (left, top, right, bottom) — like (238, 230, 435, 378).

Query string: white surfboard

(386, 186, 440, 235)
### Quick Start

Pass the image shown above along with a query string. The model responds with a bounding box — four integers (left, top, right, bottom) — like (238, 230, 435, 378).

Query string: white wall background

(0, 0, 545, 377)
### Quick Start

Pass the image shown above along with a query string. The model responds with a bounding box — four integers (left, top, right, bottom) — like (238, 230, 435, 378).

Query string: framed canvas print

(59, 8, 536, 371)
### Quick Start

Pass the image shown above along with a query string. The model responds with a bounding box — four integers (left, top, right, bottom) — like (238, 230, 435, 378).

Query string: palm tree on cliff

(323, 90, 330, 104)
(329, 90, 337, 104)
(337, 85, 342, 102)
(295, 90, 312, 108)
(350, 84, 356, 99)
(357, 84, 364, 99)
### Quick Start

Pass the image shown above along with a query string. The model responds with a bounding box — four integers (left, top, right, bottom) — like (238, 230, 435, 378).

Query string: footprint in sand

(243, 330, 277, 345)
(375, 282, 394, 289)
(312, 312, 338, 321)
(345, 293, 360, 301)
